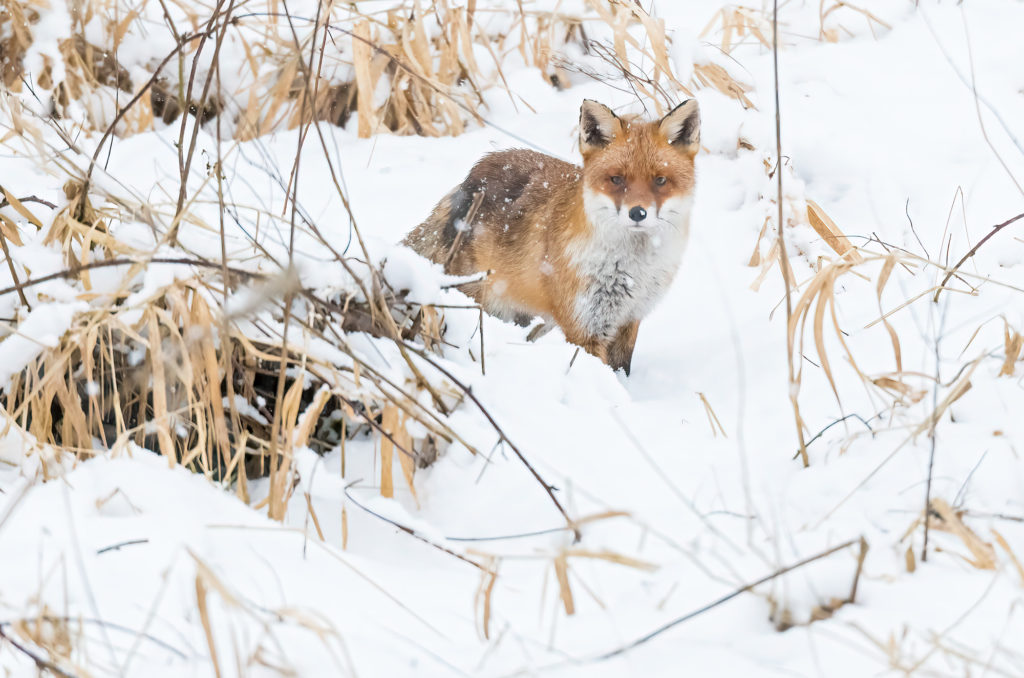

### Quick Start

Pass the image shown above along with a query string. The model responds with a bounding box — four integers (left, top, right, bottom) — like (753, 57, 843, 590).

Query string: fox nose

(628, 206, 647, 222)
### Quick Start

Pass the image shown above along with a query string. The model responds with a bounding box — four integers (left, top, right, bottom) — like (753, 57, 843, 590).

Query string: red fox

(403, 99, 699, 374)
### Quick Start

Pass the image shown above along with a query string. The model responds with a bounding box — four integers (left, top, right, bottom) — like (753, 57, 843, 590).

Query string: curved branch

(0, 624, 80, 678)
(593, 537, 863, 661)
(401, 341, 580, 542)
(934, 211, 1024, 302)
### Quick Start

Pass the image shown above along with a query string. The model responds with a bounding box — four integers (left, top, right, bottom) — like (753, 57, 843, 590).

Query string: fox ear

(579, 100, 621, 155)
(660, 99, 700, 155)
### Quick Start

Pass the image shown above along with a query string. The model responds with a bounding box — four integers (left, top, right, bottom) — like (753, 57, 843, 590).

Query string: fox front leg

(607, 320, 640, 375)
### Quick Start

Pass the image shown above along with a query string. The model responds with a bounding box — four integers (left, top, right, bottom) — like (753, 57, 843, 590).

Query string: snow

(2, 0, 1024, 676)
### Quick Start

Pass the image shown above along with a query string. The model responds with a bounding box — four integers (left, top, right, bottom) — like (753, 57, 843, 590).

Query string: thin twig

(213, 1, 242, 483)
(848, 536, 869, 603)
(445, 525, 575, 542)
(96, 538, 149, 554)
(1, 616, 187, 661)
(266, 0, 319, 520)
(793, 413, 875, 460)
(922, 295, 947, 562)
(171, 0, 235, 244)
(963, 510, 1024, 523)
(610, 409, 739, 552)
(933, 212, 1024, 302)
(905, 198, 930, 260)
(62, 486, 119, 669)
(344, 483, 489, 572)
(402, 341, 579, 541)
(959, 8, 1024, 196)
(772, 0, 808, 466)
(593, 537, 861, 660)
(479, 308, 486, 376)
(0, 256, 262, 300)
(0, 228, 30, 309)
(0, 624, 79, 678)
(0, 195, 57, 210)
(919, 8, 1024, 187)
(331, 392, 419, 462)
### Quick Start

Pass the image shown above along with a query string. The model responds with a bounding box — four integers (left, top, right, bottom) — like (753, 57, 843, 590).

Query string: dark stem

(0, 624, 80, 678)
(0, 229, 30, 309)
(96, 538, 149, 554)
(344, 483, 489, 572)
(772, 0, 807, 467)
(922, 304, 944, 562)
(402, 341, 580, 541)
(0, 256, 262, 301)
(848, 536, 869, 603)
(0, 195, 57, 210)
(171, 0, 235, 245)
(933, 211, 1024, 302)
(593, 538, 862, 661)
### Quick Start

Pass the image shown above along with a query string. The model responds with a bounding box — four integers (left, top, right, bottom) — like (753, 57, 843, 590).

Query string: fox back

(403, 99, 700, 373)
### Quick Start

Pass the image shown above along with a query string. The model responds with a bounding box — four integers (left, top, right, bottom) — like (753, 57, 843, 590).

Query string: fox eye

(654, 176, 667, 186)
(609, 175, 624, 186)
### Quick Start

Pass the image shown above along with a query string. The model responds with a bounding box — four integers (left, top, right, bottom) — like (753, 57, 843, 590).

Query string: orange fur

(403, 99, 700, 373)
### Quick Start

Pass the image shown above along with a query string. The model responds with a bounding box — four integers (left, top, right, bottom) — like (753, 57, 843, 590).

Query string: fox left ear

(659, 99, 700, 155)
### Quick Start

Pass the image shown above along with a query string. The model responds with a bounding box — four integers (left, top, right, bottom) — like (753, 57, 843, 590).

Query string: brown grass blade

(295, 387, 331, 449)
(992, 529, 1024, 584)
(194, 573, 223, 678)
(914, 358, 980, 437)
(565, 549, 658, 572)
(146, 310, 176, 464)
(1, 187, 41, 228)
(876, 254, 903, 374)
(0, 213, 24, 247)
(475, 558, 499, 640)
(696, 392, 727, 438)
(380, 405, 396, 498)
(553, 554, 575, 615)
(999, 321, 1022, 376)
(929, 498, 996, 570)
(352, 21, 378, 138)
(807, 199, 863, 263)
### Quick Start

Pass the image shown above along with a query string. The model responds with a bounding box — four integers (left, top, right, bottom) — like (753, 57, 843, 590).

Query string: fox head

(578, 99, 700, 234)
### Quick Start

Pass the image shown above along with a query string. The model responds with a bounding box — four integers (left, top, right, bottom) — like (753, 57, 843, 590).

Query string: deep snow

(2, 1, 1024, 676)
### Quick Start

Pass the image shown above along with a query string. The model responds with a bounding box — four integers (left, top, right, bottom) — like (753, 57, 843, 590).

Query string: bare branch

(0, 624, 80, 678)
(934, 211, 1024, 302)
(593, 537, 862, 661)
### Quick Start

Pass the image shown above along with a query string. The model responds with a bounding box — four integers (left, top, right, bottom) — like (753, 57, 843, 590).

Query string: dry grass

(0, 254, 459, 486)
(0, 225, 463, 528)
(701, 2, 890, 52)
(701, 6, 773, 53)
(1, 0, 692, 141)
(775, 193, 1023, 566)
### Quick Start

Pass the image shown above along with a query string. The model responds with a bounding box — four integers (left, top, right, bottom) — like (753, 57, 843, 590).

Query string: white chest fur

(570, 192, 691, 339)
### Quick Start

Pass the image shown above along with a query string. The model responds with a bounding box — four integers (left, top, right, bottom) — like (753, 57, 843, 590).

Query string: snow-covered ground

(2, 0, 1024, 675)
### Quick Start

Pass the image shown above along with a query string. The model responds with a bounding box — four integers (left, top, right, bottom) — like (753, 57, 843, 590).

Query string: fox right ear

(579, 100, 620, 155)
